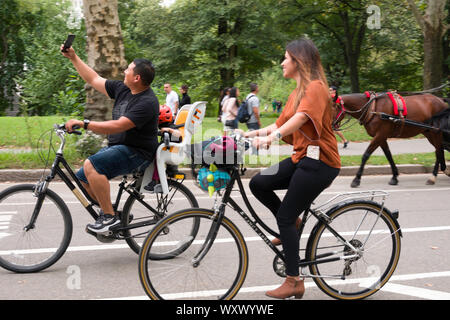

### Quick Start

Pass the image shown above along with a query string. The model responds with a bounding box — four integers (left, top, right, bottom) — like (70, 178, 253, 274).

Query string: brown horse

(333, 92, 450, 187)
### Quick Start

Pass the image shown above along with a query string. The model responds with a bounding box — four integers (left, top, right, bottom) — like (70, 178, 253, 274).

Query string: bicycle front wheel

(121, 179, 199, 254)
(0, 184, 73, 273)
(307, 201, 401, 300)
(139, 208, 248, 300)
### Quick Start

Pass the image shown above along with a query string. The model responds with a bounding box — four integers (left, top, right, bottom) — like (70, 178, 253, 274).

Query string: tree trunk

(82, 0, 127, 121)
(423, 26, 444, 89)
(218, 17, 232, 90)
(406, 0, 448, 90)
(339, 9, 366, 93)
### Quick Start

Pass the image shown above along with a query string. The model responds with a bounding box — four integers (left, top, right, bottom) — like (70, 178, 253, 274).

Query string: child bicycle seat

(140, 101, 207, 194)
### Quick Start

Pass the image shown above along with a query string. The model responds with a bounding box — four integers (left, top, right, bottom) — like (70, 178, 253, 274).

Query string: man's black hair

(250, 83, 258, 92)
(133, 58, 155, 86)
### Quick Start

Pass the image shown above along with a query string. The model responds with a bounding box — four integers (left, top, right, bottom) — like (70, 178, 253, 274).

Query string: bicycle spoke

(139, 210, 248, 300)
(308, 202, 401, 300)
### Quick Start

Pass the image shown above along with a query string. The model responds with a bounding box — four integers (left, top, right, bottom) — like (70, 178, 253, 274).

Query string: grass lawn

(0, 114, 439, 170)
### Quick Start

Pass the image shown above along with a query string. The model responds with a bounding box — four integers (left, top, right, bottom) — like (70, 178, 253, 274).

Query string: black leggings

(249, 157, 340, 276)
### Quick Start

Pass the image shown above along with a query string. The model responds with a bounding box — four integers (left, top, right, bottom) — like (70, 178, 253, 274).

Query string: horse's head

(331, 96, 346, 130)
(331, 91, 377, 129)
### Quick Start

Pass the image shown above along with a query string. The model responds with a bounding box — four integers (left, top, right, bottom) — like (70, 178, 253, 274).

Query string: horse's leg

(439, 146, 450, 177)
(351, 137, 383, 188)
(423, 132, 445, 185)
(379, 140, 399, 185)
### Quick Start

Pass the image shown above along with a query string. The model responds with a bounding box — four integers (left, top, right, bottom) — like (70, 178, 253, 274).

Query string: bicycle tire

(0, 184, 73, 273)
(139, 208, 248, 300)
(306, 200, 401, 300)
(121, 179, 199, 254)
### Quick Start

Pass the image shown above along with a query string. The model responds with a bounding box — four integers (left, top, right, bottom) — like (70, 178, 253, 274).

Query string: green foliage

(74, 131, 107, 159)
(1, 0, 445, 122)
(0, 0, 34, 114)
(124, 0, 287, 116)
(11, 0, 87, 116)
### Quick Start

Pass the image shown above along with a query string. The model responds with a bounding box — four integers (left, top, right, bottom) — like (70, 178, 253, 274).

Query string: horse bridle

(332, 91, 379, 129)
(332, 96, 349, 130)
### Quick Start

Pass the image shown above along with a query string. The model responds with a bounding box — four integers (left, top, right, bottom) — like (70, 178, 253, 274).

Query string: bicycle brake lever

(163, 132, 170, 147)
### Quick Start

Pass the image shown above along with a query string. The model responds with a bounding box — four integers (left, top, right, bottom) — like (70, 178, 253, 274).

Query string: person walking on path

(245, 83, 262, 154)
(222, 87, 240, 132)
(179, 84, 191, 107)
(241, 38, 341, 300)
(218, 87, 230, 122)
(164, 83, 179, 116)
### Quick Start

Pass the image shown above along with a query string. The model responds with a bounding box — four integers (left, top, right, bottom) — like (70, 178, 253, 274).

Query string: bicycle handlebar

(54, 123, 82, 136)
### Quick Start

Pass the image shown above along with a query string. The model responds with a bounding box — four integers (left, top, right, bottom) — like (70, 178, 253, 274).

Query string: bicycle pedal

(86, 229, 116, 243)
(85, 226, 113, 237)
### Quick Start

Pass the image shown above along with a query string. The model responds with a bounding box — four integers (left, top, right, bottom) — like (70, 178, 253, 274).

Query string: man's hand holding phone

(60, 34, 76, 59)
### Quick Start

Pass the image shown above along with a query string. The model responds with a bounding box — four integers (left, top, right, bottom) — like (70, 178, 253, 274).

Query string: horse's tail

(426, 107, 450, 151)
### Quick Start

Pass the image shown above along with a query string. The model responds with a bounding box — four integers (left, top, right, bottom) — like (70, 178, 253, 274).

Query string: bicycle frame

(31, 129, 166, 234)
(198, 165, 383, 273)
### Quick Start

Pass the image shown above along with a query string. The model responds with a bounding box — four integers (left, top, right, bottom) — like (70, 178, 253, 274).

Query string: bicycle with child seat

(138, 133, 402, 300)
(0, 124, 199, 273)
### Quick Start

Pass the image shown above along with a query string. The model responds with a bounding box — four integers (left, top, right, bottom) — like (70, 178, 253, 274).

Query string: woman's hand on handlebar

(234, 129, 254, 139)
(252, 135, 273, 150)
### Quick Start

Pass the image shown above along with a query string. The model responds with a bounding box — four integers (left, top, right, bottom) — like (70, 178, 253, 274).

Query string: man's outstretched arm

(60, 45, 108, 96)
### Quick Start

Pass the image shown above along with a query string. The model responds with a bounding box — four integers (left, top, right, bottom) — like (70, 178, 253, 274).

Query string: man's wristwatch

(83, 119, 90, 130)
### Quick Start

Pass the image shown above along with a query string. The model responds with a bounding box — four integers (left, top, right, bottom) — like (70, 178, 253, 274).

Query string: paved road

(0, 173, 449, 301)
(0, 138, 437, 157)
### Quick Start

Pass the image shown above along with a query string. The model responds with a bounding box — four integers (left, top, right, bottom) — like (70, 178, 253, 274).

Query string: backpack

(237, 94, 255, 123)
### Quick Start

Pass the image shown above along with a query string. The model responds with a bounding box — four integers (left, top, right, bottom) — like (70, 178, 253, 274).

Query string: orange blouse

(275, 80, 341, 169)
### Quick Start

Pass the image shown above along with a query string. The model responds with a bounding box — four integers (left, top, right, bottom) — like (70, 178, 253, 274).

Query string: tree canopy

(0, 0, 448, 117)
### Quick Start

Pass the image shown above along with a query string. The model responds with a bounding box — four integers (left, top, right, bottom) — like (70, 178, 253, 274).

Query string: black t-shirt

(105, 80, 159, 160)
(179, 93, 191, 107)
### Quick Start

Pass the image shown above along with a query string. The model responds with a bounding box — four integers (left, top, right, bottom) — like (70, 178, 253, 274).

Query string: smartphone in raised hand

(61, 34, 75, 52)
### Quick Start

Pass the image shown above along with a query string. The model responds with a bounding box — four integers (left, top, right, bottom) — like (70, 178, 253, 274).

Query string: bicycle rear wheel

(307, 201, 401, 300)
(0, 184, 72, 273)
(121, 179, 198, 254)
(139, 208, 248, 300)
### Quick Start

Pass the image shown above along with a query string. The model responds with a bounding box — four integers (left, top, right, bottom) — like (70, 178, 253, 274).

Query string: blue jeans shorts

(76, 145, 150, 184)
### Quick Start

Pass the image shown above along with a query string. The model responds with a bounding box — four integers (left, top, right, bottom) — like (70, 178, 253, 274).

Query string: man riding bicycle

(61, 44, 159, 235)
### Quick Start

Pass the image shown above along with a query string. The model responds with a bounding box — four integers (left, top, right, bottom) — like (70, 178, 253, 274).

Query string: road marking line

(100, 270, 450, 300)
(381, 283, 450, 300)
(1, 186, 449, 206)
(0, 215, 12, 222)
(1, 225, 449, 256)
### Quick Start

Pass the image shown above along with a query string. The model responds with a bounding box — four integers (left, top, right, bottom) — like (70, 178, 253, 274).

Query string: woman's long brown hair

(286, 38, 331, 114)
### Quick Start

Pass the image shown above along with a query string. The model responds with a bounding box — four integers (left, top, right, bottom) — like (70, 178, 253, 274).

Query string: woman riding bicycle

(239, 38, 341, 299)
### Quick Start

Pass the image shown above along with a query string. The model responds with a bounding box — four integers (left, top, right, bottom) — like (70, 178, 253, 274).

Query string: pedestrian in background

(164, 83, 179, 116)
(218, 87, 230, 122)
(245, 83, 261, 154)
(222, 86, 239, 132)
(179, 84, 191, 107)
